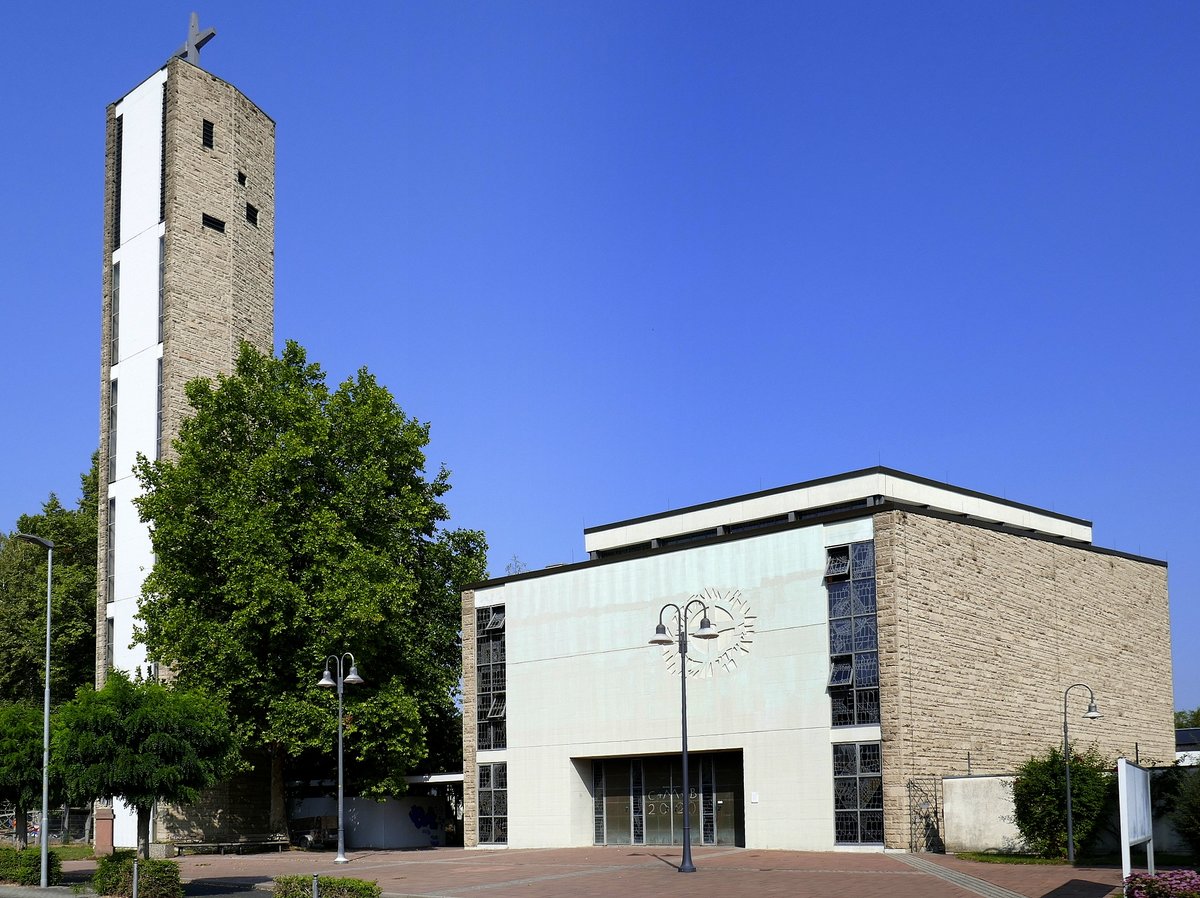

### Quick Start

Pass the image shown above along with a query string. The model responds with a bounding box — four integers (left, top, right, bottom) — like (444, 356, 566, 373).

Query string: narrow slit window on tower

(106, 498, 116, 603)
(156, 357, 163, 461)
(202, 119, 214, 149)
(112, 115, 123, 249)
(246, 203, 258, 226)
(202, 214, 225, 233)
(110, 263, 120, 363)
(157, 236, 165, 342)
(159, 83, 167, 221)
(237, 171, 247, 186)
(107, 379, 118, 483)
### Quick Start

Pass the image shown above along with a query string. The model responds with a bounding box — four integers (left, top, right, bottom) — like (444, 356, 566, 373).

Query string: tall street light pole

(649, 600, 718, 873)
(15, 532, 54, 889)
(1062, 682, 1100, 864)
(318, 653, 363, 864)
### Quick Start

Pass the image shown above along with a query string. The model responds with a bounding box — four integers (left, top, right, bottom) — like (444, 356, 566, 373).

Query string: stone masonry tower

(97, 16, 274, 848)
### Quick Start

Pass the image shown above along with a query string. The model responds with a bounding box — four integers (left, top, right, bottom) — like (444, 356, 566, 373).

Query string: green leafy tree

(0, 703, 42, 848)
(1177, 708, 1200, 729)
(0, 455, 99, 704)
(1173, 769, 1200, 862)
(52, 671, 233, 858)
(133, 341, 487, 830)
(1011, 744, 1112, 859)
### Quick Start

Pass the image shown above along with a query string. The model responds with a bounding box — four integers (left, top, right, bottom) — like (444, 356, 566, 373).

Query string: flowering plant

(1125, 870, 1200, 898)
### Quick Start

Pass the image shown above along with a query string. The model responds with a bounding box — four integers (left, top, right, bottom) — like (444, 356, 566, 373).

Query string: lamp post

(14, 532, 53, 889)
(649, 600, 718, 873)
(1062, 683, 1100, 864)
(317, 653, 363, 864)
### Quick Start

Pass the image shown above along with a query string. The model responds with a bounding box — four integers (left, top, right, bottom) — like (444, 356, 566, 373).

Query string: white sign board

(1117, 758, 1155, 881)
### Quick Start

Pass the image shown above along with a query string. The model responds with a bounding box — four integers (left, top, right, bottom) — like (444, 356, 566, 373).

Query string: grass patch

(52, 845, 96, 861)
(955, 852, 1068, 865)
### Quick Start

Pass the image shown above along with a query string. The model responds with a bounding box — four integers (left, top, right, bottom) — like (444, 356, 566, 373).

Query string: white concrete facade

(105, 68, 170, 849)
(473, 515, 875, 851)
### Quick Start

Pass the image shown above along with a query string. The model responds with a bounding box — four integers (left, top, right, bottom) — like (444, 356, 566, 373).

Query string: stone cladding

(873, 509, 1173, 850)
(160, 57, 274, 451)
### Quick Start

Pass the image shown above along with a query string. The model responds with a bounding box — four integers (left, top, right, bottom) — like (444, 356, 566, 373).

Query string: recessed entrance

(590, 750, 744, 846)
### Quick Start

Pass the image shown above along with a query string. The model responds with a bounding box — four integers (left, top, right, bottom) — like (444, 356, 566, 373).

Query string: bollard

(312, 873, 319, 898)
(133, 859, 139, 898)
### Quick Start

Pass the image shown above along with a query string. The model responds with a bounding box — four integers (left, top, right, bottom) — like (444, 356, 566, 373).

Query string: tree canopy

(0, 454, 99, 705)
(0, 702, 43, 849)
(133, 341, 487, 823)
(1177, 708, 1200, 729)
(53, 671, 233, 857)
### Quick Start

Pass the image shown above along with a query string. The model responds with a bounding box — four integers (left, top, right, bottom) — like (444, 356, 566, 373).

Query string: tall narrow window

(159, 83, 167, 222)
(156, 358, 164, 460)
(826, 541, 879, 726)
(107, 380, 118, 483)
(833, 742, 884, 844)
(157, 236, 165, 342)
(202, 119, 214, 149)
(106, 498, 116, 604)
(476, 605, 506, 750)
(109, 263, 120, 363)
(112, 115, 123, 249)
(105, 617, 115, 670)
(478, 763, 508, 844)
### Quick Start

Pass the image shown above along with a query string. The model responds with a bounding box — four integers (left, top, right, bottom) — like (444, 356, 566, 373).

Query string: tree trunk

(136, 806, 151, 859)
(16, 801, 27, 850)
(270, 743, 287, 835)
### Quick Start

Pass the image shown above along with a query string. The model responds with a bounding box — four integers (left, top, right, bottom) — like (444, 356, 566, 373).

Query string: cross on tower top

(174, 12, 216, 68)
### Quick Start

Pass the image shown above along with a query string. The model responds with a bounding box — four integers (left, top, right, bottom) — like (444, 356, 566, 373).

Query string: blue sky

(1, 3, 1196, 709)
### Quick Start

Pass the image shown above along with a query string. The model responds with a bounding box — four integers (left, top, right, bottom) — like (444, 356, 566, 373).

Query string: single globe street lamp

(14, 532, 53, 889)
(317, 653, 363, 864)
(649, 600, 718, 873)
(1062, 683, 1100, 863)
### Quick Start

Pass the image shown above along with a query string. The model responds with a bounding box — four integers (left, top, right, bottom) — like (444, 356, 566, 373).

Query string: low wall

(290, 796, 447, 849)
(942, 775, 1021, 853)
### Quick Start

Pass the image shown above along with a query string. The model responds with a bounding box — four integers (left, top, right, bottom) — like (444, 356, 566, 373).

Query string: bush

(0, 846, 63, 885)
(92, 852, 182, 898)
(1124, 869, 1200, 898)
(1011, 743, 1111, 859)
(1173, 769, 1200, 863)
(93, 849, 137, 896)
(274, 875, 382, 898)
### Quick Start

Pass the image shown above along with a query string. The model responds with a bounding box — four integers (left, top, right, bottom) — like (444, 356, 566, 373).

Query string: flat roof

(584, 466, 1092, 555)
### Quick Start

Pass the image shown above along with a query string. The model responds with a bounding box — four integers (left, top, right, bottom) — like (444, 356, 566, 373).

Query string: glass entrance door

(592, 751, 744, 847)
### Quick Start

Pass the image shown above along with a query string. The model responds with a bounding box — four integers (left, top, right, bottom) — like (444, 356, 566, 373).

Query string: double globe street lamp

(14, 533, 54, 889)
(318, 653, 363, 864)
(1062, 683, 1100, 864)
(649, 600, 718, 873)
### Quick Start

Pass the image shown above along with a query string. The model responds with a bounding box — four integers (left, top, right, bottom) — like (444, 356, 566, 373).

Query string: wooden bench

(175, 835, 289, 856)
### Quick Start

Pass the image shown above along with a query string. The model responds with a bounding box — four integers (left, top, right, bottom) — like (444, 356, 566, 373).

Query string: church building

(461, 467, 1174, 851)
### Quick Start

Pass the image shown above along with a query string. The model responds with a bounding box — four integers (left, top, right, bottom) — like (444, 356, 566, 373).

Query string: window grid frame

(476, 605, 506, 750)
(827, 539, 880, 727)
(478, 762, 508, 844)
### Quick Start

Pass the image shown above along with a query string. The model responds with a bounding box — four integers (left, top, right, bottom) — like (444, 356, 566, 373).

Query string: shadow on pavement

(1038, 880, 1121, 898)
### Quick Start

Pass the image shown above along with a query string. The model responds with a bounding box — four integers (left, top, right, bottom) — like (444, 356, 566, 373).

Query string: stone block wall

(161, 57, 274, 451)
(874, 509, 1173, 850)
(461, 589, 478, 847)
(157, 763, 274, 841)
